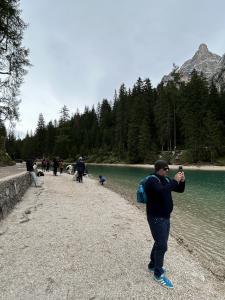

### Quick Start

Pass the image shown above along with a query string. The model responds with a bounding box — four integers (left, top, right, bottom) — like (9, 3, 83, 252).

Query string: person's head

(154, 160, 169, 176)
(79, 156, 82, 161)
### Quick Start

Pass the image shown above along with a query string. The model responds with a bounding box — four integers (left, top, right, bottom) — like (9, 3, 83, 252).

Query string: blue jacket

(75, 160, 85, 173)
(145, 173, 185, 218)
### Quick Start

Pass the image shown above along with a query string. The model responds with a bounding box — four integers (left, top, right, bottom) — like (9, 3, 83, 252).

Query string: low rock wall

(0, 172, 31, 220)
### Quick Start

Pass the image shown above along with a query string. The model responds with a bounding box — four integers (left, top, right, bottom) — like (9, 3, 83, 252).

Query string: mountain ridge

(161, 44, 225, 90)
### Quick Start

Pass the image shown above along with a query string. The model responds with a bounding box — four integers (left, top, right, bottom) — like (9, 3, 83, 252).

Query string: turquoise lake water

(87, 164, 225, 279)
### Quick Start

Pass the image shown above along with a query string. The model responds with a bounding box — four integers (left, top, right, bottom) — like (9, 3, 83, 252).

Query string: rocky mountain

(212, 54, 225, 90)
(162, 44, 225, 91)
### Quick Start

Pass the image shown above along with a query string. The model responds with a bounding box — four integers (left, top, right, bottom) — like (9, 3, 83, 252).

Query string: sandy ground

(0, 173, 225, 300)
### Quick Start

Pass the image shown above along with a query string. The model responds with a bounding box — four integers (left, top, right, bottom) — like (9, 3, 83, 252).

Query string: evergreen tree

(99, 99, 113, 150)
(55, 107, 71, 158)
(141, 78, 156, 157)
(81, 106, 99, 152)
(180, 71, 209, 161)
(21, 132, 36, 159)
(5, 131, 16, 159)
(127, 78, 145, 162)
(154, 84, 172, 151)
(0, 0, 30, 123)
(0, 120, 7, 151)
(45, 121, 56, 156)
(204, 111, 222, 162)
(35, 113, 46, 157)
(59, 105, 70, 125)
(114, 84, 128, 158)
(6, 73, 225, 164)
(69, 112, 81, 158)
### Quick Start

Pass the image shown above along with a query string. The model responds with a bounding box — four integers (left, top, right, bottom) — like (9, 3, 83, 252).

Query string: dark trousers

(53, 167, 57, 176)
(77, 171, 83, 182)
(147, 216, 170, 277)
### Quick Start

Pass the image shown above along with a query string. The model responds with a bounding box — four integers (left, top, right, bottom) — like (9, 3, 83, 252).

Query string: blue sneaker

(154, 274, 174, 289)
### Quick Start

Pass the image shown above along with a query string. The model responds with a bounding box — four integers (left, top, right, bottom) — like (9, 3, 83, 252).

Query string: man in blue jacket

(75, 157, 86, 183)
(145, 160, 185, 289)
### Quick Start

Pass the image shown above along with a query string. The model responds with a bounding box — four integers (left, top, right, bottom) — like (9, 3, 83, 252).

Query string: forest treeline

(5, 71, 225, 164)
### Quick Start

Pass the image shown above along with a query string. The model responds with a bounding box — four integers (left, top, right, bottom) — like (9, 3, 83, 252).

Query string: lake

(87, 164, 225, 280)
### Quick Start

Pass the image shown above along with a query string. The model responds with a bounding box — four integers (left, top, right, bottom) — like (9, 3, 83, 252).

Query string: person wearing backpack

(74, 157, 86, 183)
(145, 160, 185, 289)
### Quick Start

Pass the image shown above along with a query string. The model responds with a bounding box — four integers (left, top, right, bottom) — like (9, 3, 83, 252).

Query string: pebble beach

(0, 172, 225, 299)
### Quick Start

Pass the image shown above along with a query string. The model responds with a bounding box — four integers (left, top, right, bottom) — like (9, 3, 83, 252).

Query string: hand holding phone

(178, 166, 185, 182)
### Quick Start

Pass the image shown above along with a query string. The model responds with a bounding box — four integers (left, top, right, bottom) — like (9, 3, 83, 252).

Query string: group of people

(41, 158, 50, 172)
(26, 157, 65, 184)
(52, 158, 64, 176)
(65, 158, 87, 182)
(26, 156, 185, 290)
(26, 157, 88, 183)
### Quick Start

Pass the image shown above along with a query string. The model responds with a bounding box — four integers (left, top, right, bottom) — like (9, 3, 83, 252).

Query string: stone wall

(0, 172, 31, 220)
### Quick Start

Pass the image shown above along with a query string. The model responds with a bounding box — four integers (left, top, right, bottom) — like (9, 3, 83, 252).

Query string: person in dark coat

(145, 160, 185, 289)
(53, 158, 59, 176)
(46, 159, 50, 172)
(75, 157, 85, 183)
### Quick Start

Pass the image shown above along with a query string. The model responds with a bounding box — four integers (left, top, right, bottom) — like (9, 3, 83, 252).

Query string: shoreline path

(0, 163, 26, 179)
(0, 173, 224, 299)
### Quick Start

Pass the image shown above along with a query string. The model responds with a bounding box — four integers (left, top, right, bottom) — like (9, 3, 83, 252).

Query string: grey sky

(17, 0, 225, 136)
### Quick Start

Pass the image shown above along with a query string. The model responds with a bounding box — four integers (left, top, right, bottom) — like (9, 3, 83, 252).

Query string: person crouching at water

(145, 160, 185, 289)
(99, 175, 106, 185)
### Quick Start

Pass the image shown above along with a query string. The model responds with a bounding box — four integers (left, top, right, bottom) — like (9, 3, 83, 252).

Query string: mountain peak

(162, 44, 223, 86)
(198, 43, 209, 54)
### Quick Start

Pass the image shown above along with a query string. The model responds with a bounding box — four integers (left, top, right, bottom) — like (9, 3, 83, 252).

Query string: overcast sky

(16, 0, 225, 137)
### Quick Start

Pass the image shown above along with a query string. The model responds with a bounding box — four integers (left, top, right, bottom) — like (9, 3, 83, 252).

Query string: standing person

(26, 158, 39, 187)
(145, 160, 185, 289)
(75, 157, 85, 183)
(46, 159, 50, 172)
(41, 158, 46, 172)
(59, 160, 64, 174)
(53, 158, 59, 176)
(33, 161, 38, 176)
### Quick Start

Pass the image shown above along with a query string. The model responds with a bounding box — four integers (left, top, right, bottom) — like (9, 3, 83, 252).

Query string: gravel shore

(88, 162, 225, 171)
(0, 173, 224, 299)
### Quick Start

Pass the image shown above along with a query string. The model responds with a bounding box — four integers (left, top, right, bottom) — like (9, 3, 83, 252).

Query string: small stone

(19, 217, 30, 224)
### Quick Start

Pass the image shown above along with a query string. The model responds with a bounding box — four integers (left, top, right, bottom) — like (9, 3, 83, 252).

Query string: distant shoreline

(87, 162, 225, 171)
